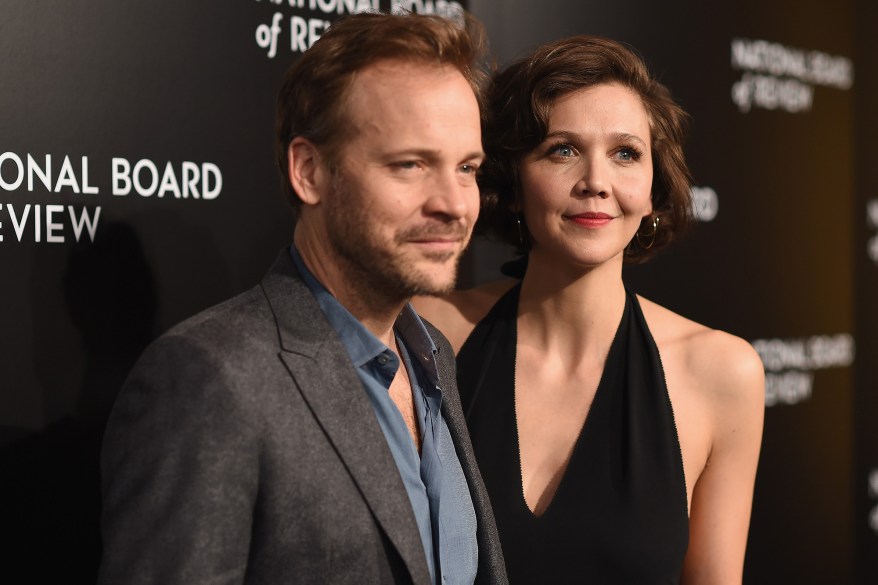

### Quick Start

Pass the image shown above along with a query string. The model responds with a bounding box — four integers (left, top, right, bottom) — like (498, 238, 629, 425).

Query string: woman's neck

(517, 251, 627, 364)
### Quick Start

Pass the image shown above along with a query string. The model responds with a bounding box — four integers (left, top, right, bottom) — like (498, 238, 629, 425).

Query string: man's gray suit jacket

(99, 250, 507, 585)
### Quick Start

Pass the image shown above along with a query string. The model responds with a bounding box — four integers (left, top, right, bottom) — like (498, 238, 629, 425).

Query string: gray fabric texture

(98, 250, 507, 585)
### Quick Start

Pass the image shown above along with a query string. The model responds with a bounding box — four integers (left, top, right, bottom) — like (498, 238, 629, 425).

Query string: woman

(415, 36, 764, 584)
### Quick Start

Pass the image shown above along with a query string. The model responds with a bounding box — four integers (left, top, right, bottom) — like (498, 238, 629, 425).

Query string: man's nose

(423, 170, 474, 219)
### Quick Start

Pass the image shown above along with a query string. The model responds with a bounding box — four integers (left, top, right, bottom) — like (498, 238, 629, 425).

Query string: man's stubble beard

(324, 175, 470, 306)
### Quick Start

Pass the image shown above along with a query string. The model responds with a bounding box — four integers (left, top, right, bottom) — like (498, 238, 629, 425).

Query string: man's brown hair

(275, 11, 488, 215)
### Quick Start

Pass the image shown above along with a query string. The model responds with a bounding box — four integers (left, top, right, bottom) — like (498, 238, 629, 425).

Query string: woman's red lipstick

(564, 212, 614, 227)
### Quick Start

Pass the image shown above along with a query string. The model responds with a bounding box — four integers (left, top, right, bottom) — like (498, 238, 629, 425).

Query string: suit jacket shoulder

(100, 251, 506, 584)
(101, 251, 429, 584)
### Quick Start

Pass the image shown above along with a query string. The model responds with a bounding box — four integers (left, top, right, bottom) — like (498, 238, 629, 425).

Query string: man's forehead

(356, 57, 457, 80)
(348, 59, 472, 103)
(341, 60, 478, 131)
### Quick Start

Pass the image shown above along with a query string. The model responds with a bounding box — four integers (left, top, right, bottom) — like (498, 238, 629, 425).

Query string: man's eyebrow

(464, 150, 486, 161)
(379, 148, 440, 159)
(380, 149, 486, 161)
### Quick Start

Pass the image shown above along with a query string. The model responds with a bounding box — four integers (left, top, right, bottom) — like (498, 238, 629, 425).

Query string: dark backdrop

(0, 1, 874, 583)
(468, 1, 871, 583)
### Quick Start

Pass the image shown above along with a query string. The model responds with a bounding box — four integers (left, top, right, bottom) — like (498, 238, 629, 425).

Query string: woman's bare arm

(680, 332, 765, 585)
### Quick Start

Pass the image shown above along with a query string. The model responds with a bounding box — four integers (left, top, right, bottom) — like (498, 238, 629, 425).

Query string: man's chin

(404, 264, 458, 297)
(413, 283, 455, 298)
(416, 249, 459, 264)
(406, 276, 456, 297)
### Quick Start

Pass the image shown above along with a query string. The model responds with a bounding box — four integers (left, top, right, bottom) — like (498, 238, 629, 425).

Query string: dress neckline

(508, 284, 632, 518)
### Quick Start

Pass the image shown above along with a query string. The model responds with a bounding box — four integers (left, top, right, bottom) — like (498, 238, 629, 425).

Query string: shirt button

(377, 355, 389, 365)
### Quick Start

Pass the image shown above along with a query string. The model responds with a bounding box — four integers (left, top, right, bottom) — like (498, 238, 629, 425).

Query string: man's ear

(288, 136, 327, 206)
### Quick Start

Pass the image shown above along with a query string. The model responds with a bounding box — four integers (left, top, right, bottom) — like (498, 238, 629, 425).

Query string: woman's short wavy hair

(479, 35, 693, 262)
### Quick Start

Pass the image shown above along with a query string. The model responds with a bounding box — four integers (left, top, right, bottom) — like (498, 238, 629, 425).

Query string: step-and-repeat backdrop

(0, 1, 874, 583)
(467, 0, 876, 583)
(854, 1, 878, 583)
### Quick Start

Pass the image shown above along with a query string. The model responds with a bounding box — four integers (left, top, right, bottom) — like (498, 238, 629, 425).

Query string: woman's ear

(643, 192, 655, 218)
(287, 137, 327, 206)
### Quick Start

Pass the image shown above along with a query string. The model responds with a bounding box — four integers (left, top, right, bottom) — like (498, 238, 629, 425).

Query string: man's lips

(407, 236, 465, 250)
(399, 224, 469, 253)
(408, 235, 463, 243)
(400, 224, 468, 243)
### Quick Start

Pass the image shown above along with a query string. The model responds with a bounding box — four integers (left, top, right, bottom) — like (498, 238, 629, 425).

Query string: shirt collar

(289, 245, 439, 382)
(396, 303, 440, 389)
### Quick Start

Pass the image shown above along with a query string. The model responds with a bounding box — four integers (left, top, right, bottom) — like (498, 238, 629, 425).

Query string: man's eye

(460, 163, 479, 174)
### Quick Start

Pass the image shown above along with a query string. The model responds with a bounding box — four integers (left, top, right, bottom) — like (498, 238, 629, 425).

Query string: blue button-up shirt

(290, 246, 478, 584)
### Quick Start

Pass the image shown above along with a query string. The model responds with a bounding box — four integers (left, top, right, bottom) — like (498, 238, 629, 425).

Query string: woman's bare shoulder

(413, 279, 518, 354)
(637, 295, 765, 404)
(639, 296, 765, 580)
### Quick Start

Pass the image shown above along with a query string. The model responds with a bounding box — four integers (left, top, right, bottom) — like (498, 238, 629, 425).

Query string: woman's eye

(616, 147, 642, 162)
(549, 144, 576, 157)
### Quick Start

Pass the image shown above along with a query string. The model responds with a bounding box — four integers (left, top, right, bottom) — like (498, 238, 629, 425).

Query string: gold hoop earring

(636, 214, 660, 249)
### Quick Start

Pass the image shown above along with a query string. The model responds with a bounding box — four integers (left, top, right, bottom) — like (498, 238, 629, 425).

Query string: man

(98, 12, 507, 585)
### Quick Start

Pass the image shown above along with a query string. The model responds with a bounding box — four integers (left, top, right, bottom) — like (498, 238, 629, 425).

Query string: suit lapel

(427, 322, 507, 584)
(261, 251, 432, 585)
